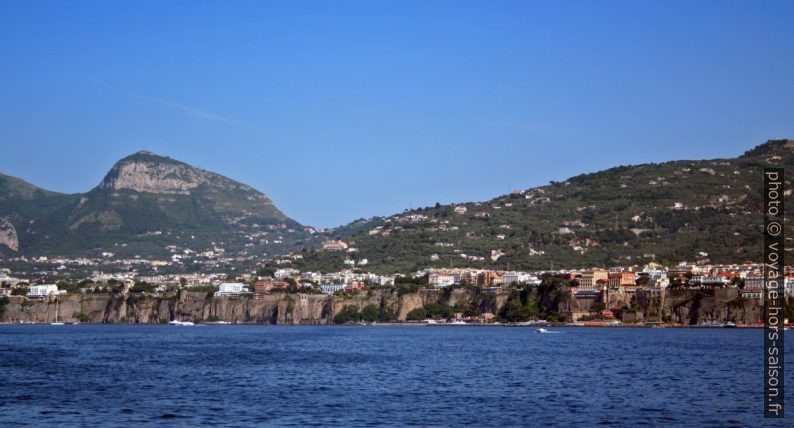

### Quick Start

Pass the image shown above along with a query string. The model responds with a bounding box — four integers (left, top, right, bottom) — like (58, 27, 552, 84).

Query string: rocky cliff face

(98, 151, 258, 196)
(602, 288, 763, 325)
(101, 159, 215, 195)
(0, 288, 763, 325)
(0, 217, 18, 251)
(0, 290, 438, 324)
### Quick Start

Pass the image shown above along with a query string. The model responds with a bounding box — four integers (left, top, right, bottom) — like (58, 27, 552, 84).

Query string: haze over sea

(0, 325, 790, 426)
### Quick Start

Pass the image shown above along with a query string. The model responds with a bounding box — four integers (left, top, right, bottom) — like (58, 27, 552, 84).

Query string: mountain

(0, 151, 309, 258)
(0, 173, 75, 253)
(3, 141, 792, 269)
(295, 139, 793, 273)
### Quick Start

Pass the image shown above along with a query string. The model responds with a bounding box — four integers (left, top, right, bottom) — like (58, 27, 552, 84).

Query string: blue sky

(1, 1, 793, 227)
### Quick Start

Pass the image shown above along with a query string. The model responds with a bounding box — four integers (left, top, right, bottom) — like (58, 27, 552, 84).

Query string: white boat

(449, 320, 467, 325)
(169, 320, 195, 326)
(424, 319, 438, 324)
(536, 328, 550, 334)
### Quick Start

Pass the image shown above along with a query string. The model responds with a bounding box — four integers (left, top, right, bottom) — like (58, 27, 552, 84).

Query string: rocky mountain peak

(99, 151, 226, 195)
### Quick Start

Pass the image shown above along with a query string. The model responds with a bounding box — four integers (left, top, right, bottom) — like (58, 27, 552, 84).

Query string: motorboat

(169, 320, 195, 326)
(536, 328, 550, 334)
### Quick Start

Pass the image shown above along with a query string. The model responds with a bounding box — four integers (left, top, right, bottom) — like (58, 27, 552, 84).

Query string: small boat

(449, 320, 467, 325)
(700, 321, 725, 328)
(424, 319, 438, 324)
(169, 320, 195, 326)
(724, 321, 736, 328)
(536, 328, 550, 334)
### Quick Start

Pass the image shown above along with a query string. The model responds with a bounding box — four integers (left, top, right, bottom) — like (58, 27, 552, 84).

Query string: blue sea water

(0, 325, 791, 427)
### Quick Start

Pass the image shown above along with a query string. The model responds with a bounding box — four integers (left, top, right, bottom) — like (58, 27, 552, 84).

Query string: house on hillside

(27, 284, 60, 299)
(322, 240, 348, 251)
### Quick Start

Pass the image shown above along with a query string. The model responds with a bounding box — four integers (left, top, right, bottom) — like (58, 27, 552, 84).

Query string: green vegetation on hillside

(296, 140, 793, 273)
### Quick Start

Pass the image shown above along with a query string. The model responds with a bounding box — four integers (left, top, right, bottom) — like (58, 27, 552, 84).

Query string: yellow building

(578, 269, 608, 291)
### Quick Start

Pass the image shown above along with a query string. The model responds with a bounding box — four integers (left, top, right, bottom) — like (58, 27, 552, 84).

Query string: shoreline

(0, 321, 777, 329)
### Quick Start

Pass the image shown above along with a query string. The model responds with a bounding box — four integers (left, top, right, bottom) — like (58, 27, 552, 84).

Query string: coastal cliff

(0, 287, 764, 325)
(0, 289, 451, 324)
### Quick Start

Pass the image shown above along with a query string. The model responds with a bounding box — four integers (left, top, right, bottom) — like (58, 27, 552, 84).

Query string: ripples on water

(0, 326, 790, 426)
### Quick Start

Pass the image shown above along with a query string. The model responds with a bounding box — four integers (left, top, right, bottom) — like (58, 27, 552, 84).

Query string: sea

(0, 325, 791, 427)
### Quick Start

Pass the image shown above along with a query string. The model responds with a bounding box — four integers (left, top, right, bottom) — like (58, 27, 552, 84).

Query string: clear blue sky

(1, 1, 793, 227)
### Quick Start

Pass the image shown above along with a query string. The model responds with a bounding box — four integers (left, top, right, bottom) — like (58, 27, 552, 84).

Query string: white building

(742, 288, 763, 300)
(744, 275, 764, 289)
(690, 275, 728, 287)
(747, 276, 793, 296)
(320, 284, 345, 294)
(639, 269, 668, 279)
(274, 268, 300, 279)
(646, 276, 670, 291)
(501, 272, 534, 285)
(429, 273, 456, 287)
(27, 284, 60, 298)
(215, 282, 248, 296)
(322, 240, 348, 251)
(301, 271, 322, 282)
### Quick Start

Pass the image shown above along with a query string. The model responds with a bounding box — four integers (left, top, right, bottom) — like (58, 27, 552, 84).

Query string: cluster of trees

(72, 311, 91, 322)
(406, 302, 456, 321)
(333, 304, 396, 324)
(0, 296, 9, 317)
(394, 274, 431, 296)
(495, 276, 571, 322)
(130, 282, 157, 293)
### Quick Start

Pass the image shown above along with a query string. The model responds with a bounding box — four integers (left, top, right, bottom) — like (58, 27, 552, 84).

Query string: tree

(378, 307, 396, 322)
(424, 302, 453, 319)
(333, 305, 362, 324)
(407, 307, 428, 320)
(0, 296, 9, 315)
(257, 266, 276, 277)
(361, 304, 380, 322)
(130, 282, 156, 293)
(498, 297, 535, 322)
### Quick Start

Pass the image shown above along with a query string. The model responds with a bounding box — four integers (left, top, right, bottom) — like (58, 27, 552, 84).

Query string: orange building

(608, 271, 636, 289)
(254, 280, 288, 293)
